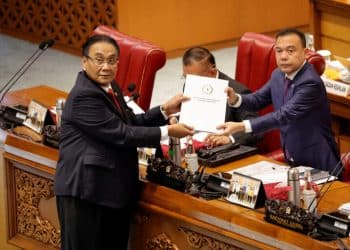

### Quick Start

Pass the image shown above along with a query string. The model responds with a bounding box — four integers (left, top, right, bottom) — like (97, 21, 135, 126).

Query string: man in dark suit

(218, 28, 339, 172)
(54, 35, 194, 250)
(182, 47, 258, 147)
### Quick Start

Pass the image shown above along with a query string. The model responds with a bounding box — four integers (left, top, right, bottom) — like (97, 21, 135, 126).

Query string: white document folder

(179, 74, 228, 133)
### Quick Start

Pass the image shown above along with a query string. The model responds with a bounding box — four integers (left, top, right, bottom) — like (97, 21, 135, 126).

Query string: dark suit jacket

(218, 71, 258, 146)
(240, 63, 339, 171)
(54, 71, 167, 208)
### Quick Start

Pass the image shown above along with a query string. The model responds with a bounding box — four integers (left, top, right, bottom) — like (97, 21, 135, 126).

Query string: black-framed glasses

(85, 55, 119, 66)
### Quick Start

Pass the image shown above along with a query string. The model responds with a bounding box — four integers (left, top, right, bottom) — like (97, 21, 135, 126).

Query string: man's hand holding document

(179, 74, 228, 133)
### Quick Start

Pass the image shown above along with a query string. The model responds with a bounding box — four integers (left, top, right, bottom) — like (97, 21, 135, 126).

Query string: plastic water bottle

(302, 169, 317, 213)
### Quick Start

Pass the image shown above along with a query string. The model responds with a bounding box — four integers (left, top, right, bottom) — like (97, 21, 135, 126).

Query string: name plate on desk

(265, 200, 317, 234)
(322, 76, 350, 97)
(225, 172, 266, 209)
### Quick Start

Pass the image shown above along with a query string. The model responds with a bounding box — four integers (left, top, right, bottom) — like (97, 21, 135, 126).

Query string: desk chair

(93, 25, 166, 111)
(235, 32, 325, 162)
(342, 152, 350, 182)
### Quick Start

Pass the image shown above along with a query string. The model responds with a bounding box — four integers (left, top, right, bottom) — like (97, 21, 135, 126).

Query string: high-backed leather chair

(235, 32, 325, 161)
(93, 25, 166, 111)
(341, 152, 350, 182)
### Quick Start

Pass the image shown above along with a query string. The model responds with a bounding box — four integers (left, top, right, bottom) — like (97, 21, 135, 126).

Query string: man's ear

(208, 67, 218, 78)
(82, 57, 87, 71)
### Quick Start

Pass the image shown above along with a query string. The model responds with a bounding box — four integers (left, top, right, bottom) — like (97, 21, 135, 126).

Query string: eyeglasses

(85, 55, 119, 66)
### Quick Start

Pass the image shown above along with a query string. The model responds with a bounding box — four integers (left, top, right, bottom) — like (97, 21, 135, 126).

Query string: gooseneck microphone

(0, 39, 55, 104)
(124, 83, 140, 103)
(310, 151, 350, 213)
(127, 92, 140, 103)
(127, 83, 136, 93)
(39, 39, 55, 50)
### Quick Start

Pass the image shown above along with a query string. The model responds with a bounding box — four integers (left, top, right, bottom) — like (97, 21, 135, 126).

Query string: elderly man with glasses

(54, 34, 194, 250)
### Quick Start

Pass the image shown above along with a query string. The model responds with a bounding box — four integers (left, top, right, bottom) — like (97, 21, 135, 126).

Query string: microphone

(310, 151, 350, 238)
(0, 39, 55, 104)
(124, 83, 140, 103)
(127, 83, 136, 93)
(310, 151, 350, 213)
(126, 92, 140, 103)
(39, 39, 55, 50)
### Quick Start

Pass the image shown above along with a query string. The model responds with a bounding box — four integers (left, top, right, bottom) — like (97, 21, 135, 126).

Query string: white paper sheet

(179, 74, 228, 133)
(226, 160, 290, 184)
(226, 161, 337, 185)
(124, 96, 144, 114)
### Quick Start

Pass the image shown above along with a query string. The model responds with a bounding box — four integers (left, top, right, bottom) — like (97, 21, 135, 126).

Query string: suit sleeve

(249, 79, 322, 135)
(240, 81, 273, 112)
(68, 93, 164, 148)
(227, 83, 260, 146)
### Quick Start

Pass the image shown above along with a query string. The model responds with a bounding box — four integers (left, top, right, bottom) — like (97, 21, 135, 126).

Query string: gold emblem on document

(202, 84, 213, 95)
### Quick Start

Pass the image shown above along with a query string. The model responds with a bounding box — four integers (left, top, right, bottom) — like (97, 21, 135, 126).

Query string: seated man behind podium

(182, 47, 259, 147)
(54, 35, 194, 250)
(218, 28, 339, 172)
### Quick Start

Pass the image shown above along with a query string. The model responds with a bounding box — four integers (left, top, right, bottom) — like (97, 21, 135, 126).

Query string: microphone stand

(309, 151, 350, 213)
(0, 39, 55, 104)
(0, 39, 55, 128)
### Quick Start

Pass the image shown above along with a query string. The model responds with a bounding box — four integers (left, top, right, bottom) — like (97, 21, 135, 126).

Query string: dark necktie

(283, 78, 292, 103)
(107, 87, 122, 112)
(283, 77, 295, 164)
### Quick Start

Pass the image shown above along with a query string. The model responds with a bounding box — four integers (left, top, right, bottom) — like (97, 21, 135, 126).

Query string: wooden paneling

(0, 148, 21, 250)
(339, 135, 350, 154)
(118, 0, 310, 54)
(0, 0, 118, 55)
(1, 0, 310, 56)
(310, 0, 350, 57)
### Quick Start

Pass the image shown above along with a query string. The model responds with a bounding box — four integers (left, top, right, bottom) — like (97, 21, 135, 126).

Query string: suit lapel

(110, 82, 131, 124)
(101, 85, 127, 123)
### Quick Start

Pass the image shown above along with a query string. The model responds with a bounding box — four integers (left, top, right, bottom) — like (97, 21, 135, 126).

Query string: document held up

(179, 74, 228, 133)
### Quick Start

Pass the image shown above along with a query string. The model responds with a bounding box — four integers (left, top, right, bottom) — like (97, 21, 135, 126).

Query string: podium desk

(1, 86, 350, 250)
(0, 86, 66, 250)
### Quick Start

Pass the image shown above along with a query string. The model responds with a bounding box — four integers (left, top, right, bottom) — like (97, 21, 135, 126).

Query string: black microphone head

(127, 83, 136, 93)
(39, 40, 47, 50)
(39, 39, 55, 50)
(131, 92, 140, 101)
(46, 39, 55, 48)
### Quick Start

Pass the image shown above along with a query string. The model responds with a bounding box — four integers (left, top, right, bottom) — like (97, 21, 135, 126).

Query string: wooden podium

(1, 86, 350, 250)
(1, 86, 65, 250)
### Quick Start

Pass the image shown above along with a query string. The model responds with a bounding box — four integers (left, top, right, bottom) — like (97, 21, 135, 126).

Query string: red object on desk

(264, 182, 320, 201)
(161, 139, 205, 159)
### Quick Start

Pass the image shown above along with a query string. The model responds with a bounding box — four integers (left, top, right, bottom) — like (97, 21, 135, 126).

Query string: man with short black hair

(218, 28, 339, 171)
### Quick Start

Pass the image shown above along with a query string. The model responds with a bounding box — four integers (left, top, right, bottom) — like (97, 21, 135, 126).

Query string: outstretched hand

(161, 94, 190, 116)
(168, 123, 194, 138)
(216, 122, 245, 136)
(225, 87, 238, 106)
(204, 134, 231, 147)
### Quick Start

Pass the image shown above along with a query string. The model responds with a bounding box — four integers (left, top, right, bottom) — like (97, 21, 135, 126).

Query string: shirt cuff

(243, 120, 252, 133)
(160, 106, 169, 120)
(228, 135, 236, 144)
(228, 94, 242, 108)
(160, 125, 168, 140)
